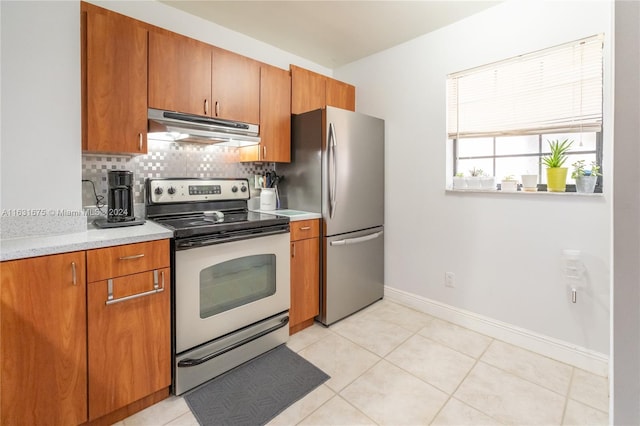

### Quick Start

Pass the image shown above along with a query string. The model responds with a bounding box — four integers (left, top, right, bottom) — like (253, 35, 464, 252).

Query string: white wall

(1, 2, 81, 211)
(336, 0, 612, 355)
(612, 0, 640, 422)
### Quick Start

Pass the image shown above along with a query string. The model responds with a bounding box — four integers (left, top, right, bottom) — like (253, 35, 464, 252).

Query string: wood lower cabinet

(87, 268, 171, 420)
(1, 252, 88, 426)
(289, 219, 320, 334)
(291, 65, 356, 114)
(86, 240, 171, 422)
(239, 64, 291, 163)
(82, 3, 148, 154)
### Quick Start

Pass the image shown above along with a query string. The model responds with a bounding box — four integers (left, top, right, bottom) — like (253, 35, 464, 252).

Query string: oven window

(199, 254, 276, 318)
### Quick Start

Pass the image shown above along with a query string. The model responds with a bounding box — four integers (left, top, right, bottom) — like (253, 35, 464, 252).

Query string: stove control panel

(147, 178, 250, 204)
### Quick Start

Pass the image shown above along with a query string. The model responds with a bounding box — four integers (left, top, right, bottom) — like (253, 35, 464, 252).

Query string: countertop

(0, 220, 173, 262)
(250, 209, 322, 222)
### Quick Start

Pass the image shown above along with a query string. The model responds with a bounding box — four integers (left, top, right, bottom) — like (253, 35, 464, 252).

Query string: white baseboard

(384, 285, 608, 377)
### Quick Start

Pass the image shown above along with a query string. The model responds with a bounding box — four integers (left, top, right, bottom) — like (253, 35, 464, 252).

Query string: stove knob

(231, 186, 238, 193)
(154, 187, 163, 195)
(168, 186, 176, 195)
(240, 185, 247, 193)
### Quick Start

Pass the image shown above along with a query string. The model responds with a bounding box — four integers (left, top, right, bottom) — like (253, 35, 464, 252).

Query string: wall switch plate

(445, 272, 455, 288)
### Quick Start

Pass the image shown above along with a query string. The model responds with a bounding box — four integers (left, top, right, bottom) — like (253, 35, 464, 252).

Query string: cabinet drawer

(87, 239, 170, 282)
(290, 219, 320, 241)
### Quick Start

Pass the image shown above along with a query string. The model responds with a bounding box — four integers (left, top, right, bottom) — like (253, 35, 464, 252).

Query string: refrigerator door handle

(330, 230, 384, 246)
(328, 122, 337, 218)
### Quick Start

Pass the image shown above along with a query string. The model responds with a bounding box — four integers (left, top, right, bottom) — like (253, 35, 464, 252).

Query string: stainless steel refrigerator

(278, 106, 384, 325)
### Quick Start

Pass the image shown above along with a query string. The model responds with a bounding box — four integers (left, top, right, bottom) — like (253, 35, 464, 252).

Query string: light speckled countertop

(1, 221, 173, 261)
(250, 209, 321, 222)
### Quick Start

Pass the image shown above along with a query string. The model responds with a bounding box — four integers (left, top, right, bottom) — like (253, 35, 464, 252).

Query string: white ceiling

(159, 1, 501, 69)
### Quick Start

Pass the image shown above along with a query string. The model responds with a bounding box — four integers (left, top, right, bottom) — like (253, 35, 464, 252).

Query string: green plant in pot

(541, 139, 573, 192)
(572, 160, 601, 193)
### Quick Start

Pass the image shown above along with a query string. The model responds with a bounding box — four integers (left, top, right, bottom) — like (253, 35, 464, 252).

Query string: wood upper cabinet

(239, 64, 291, 163)
(212, 48, 260, 124)
(326, 78, 356, 112)
(1, 252, 88, 426)
(86, 239, 171, 421)
(149, 31, 260, 124)
(82, 3, 148, 154)
(291, 65, 356, 114)
(289, 219, 320, 334)
(148, 30, 212, 117)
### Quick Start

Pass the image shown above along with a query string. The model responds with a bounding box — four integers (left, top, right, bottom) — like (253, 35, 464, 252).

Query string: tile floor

(116, 299, 609, 425)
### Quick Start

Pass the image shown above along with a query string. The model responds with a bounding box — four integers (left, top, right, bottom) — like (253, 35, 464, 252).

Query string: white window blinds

(447, 34, 604, 138)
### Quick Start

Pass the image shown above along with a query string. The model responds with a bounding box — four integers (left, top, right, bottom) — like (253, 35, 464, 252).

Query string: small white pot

(501, 180, 518, 192)
(466, 176, 482, 189)
(480, 176, 495, 190)
(453, 176, 467, 189)
(521, 174, 538, 191)
(575, 175, 597, 193)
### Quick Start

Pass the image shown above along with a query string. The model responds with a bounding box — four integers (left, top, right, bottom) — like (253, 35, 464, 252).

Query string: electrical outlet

(445, 272, 455, 288)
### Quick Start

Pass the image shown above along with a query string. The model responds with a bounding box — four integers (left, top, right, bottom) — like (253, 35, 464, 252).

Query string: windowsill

(446, 188, 604, 197)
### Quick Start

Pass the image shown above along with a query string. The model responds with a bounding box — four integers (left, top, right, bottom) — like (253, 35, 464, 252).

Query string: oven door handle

(176, 227, 289, 249)
(177, 316, 290, 368)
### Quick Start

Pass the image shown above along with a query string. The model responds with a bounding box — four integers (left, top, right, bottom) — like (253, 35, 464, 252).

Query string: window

(447, 34, 604, 192)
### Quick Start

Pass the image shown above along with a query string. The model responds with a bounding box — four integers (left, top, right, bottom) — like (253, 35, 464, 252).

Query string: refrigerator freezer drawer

(321, 226, 384, 325)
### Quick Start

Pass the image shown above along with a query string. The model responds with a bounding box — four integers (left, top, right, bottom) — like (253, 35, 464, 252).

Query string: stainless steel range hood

(148, 108, 260, 147)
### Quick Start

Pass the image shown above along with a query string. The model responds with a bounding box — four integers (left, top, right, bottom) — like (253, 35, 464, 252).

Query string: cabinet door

(291, 64, 326, 114)
(87, 268, 171, 420)
(326, 78, 356, 111)
(149, 31, 212, 117)
(290, 238, 320, 330)
(85, 8, 147, 154)
(239, 65, 291, 162)
(212, 48, 260, 124)
(1, 252, 87, 426)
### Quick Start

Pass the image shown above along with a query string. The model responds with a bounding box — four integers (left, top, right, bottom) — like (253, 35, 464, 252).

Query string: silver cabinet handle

(71, 262, 77, 286)
(291, 242, 296, 258)
(105, 270, 165, 306)
(330, 231, 383, 246)
(138, 133, 143, 151)
(215, 101, 220, 116)
(328, 122, 337, 218)
(118, 253, 145, 261)
(263, 145, 267, 160)
(204, 99, 209, 115)
(299, 226, 311, 230)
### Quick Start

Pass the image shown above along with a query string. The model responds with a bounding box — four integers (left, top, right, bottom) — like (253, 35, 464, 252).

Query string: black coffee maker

(107, 170, 135, 222)
(94, 170, 145, 228)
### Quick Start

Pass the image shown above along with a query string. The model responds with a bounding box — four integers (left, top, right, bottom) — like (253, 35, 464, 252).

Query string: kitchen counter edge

(250, 209, 322, 222)
(0, 221, 173, 262)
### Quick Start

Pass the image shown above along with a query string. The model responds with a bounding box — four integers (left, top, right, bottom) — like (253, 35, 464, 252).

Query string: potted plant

(453, 172, 467, 189)
(541, 139, 573, 192)
(466, 167, 483, 189)
(500, 175, 518, 192)
(571, 160, 601, 193)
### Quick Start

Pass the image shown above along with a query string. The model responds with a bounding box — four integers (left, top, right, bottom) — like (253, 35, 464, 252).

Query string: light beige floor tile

(164, 410, 199, 426)
(418, 317, 492, 358)
(122, 396, 190, 426)
(299, 395, 376, 425)
(431, 397, 503, 426)
(297, 333, 381, 392)
(454, 362, 566, 425)
(569, 368, 609, 413)
(360, 299, 434, 332)
(562, 399, 609, 426)
(482, 340, 573, 395)
(340, 360, 449, 425)
(330, 310, 414, 357)
(267, 384, 335, 426)
(386, 334, 475, 394)
(287, 322, 335, 353)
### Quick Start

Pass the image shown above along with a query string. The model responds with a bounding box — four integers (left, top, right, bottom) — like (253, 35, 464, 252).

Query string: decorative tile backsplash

(82, 140, 273, 208)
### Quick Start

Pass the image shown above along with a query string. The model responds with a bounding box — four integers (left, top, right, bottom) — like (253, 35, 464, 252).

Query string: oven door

(174, 232, 290, 353)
